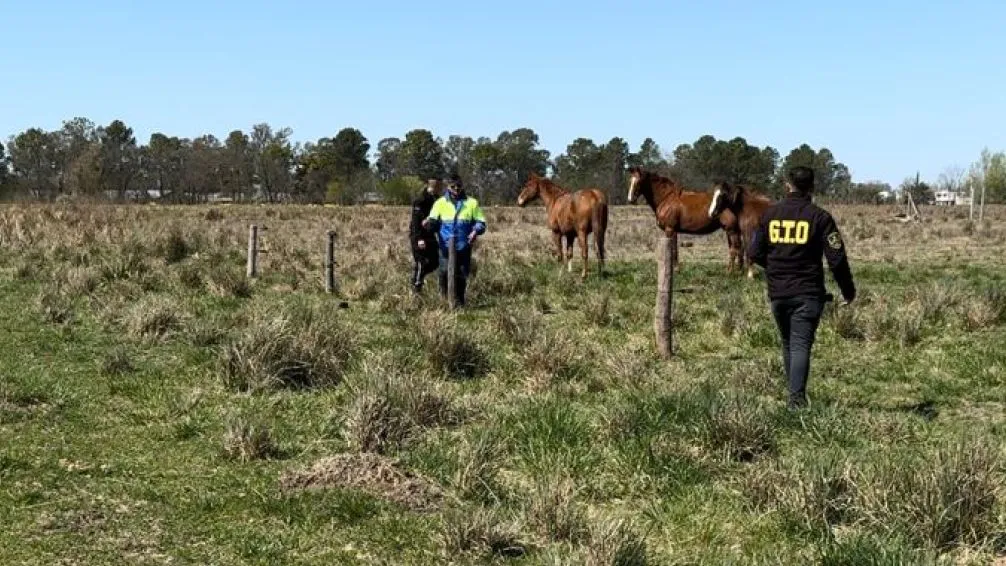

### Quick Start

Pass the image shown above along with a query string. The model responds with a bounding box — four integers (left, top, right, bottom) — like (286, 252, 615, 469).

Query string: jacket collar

(785, 191, 813, 202)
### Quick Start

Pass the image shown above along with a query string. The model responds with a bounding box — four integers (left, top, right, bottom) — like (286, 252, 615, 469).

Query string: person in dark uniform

(409, 178, 441, 293)
(748, 166, 856, 409)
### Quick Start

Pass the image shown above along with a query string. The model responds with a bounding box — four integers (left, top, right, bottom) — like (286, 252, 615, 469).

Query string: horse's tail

(592, 191, 608, 267)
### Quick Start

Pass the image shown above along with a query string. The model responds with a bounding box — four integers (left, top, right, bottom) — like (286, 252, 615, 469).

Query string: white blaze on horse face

(628, 176, 638, 201)
(708, 187, 721, 218)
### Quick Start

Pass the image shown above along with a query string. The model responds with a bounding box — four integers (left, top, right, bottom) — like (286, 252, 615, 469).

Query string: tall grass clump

(122, 296, 185, 340)
(419, 313, 489, 381)
(854, 440, 1004, 551)
(220, 303, 355, 392)
(340, 357, 459, 454)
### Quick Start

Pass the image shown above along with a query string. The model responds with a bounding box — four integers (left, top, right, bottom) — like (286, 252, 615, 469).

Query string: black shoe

(787, 396, 808, 411)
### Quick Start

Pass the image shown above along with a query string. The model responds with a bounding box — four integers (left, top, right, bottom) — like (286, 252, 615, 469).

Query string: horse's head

(516, 173, 544, 206)
(708, 181, 741, 218)
(627, 167, 645, 203)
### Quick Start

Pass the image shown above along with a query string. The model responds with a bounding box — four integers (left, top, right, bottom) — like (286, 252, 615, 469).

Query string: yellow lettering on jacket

(768, 220, 810, 244)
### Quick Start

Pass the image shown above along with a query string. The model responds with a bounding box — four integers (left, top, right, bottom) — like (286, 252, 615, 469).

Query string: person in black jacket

(409, 178, 441, 293)
(748, 166, 856, 409)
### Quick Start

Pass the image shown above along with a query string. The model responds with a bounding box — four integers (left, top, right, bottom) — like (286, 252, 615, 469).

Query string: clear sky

(3, 0, 1004, 186)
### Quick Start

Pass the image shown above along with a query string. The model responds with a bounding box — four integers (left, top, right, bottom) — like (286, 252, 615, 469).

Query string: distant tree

(671, 135, 778, 190)
(627, 137, 671, 173)
(223, 130, 254, 200)
(846, 181, 893, 204)
(0, 140, 9, 188)
(492, 128, 550, 202)
(178, 135, 224, 202)
(776, 144, 850, 198)
(399, 129, 445, 182)
(144, 133, 184, 199)
(379, 175, 425, 205)
(297, 128, 371, 203)
(443, 135, 476, 184)
(8, 128, 61, 199)
(375, 137, 403, 181)
(900, 172, 934, 204)
(553, 137, 604, 189)
(96, 120, 140, 200)
(248, 123, 294, 202)
(967, 148, 1006, 205)
(468, 137, 505, 202)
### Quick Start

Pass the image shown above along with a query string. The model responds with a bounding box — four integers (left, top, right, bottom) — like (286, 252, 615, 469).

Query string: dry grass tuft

(581, 519, 649, 566)
(341, 358, 461, 454)
(280, 452, 444, 512)
(222, 417, 281, 462)
(855, 440, 1004, 550)
(702, 393, 776, 462)
(524, 475, 589, 543)
(438, 505, 526, 560)
(123, 296, 185, 340)
(100, 346, 135, 376)
(419, 313, 490, 381)
(220, 305, 355, 392)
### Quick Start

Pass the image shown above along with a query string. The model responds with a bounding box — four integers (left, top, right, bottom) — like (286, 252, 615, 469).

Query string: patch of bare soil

(279, 452, 445, 512)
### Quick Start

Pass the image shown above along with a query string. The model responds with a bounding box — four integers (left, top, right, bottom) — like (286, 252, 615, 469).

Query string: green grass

(1, 204, 1006, 565)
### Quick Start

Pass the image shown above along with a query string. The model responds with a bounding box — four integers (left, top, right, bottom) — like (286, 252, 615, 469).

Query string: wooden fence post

(246, 224, 259, 278)
(325, 230, 337, 294)
(447, 237, 457, 309)
(654, 233, 675, 359)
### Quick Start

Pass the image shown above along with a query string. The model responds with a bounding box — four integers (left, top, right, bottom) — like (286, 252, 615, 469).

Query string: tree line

(1, 117, 1002, 205)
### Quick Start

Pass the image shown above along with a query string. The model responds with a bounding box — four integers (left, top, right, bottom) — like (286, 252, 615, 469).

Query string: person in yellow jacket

(422, 174, 487, 307)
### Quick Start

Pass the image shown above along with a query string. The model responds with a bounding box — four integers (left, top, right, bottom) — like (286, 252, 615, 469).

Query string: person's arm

(423, 199, 442, 231)
(820, 212, 856, 303)
(747, 214, 769, 268)
(468, 200, 487, 241)
(409, 199, 424, 245)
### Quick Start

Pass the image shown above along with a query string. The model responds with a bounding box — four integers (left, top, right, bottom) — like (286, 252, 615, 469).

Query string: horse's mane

(638, 170, 687, 196)
(733, 183, 772, 204)
(533, 175, 571, 196)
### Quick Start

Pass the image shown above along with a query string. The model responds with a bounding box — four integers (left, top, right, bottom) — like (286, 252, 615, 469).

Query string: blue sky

(3, 0, 1004, 186)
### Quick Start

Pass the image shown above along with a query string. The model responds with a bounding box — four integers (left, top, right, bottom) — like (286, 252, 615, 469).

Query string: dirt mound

(279, 453, 444, 512)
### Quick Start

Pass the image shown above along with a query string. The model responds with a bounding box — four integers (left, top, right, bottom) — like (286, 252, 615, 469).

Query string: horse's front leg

(552, 231, 564, 263)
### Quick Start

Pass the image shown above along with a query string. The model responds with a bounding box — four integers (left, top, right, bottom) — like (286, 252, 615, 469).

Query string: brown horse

(516, 173, 608, 278)
(626, 167, 744, 272)
(707, 181, 774, 278)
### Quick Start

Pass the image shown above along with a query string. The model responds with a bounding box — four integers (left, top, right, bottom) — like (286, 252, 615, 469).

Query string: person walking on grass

(422, 174, 487, 308)
(748, 166, 856, 409)
(409, 178, 442, 294)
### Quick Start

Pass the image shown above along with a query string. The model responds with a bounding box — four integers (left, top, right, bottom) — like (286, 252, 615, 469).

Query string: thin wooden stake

(655, 233, 675, 359)
(325, 230, 337, 294)
(447, 237, 457, 309)
(246, 224, 259, 278)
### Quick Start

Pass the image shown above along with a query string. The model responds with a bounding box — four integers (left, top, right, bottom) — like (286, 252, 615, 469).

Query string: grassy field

(1, 201, 1005, 565)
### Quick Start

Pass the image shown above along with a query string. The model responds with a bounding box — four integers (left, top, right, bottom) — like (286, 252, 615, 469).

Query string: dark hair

(448, 173, 463, 187)
(787, 166, 815, 192)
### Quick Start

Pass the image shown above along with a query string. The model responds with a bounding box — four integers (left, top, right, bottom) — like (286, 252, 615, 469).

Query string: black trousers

(438, 247, 472, 307)
(770, 295, 825, 408)
(411, 246, 439, 291)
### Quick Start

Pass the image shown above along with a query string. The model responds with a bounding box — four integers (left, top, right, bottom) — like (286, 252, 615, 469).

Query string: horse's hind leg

(578, 229, 589, 279)
(565, 234, 575, 273)
(595, 227, 606, 277)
